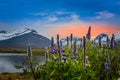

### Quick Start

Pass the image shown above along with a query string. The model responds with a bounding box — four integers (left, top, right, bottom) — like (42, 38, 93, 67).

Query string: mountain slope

(0, 29, 51, 49)
(94, 33, 120, 44)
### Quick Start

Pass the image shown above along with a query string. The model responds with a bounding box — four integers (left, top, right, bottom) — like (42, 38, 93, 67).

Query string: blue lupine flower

(83, 36, 86, 67)
(62, 53, 66, 62)
(99, 36, 102, 48)
(71, 56, 77, 60)
(62, 53, 66, 57)
(61, 49, 65, 53)
(110, 34, 115, 50)
(51, 37, 54, 48)
(104, 51, 112, 71)
(66, 36, 69, 46)
(105, 61, 112, 71)
(72, 41, 77, 55)
(57, 34, 59, 46)
(54, 57, 59, 61)
(86, 26, 91, 41)
(70, 34, 73, 48)
(106, 36, 110, 48)
(62, 57, 66, 61)
(50, 48, 57, 54)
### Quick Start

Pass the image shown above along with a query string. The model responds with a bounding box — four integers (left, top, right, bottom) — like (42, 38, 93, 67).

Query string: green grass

(31, 42, 120, 80)
(13, 42, 120, 80)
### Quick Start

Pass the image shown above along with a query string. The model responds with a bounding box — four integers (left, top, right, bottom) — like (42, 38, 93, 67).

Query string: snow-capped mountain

(0, 28, 38, 41)
(94, 33, 108, 43)
(94, 33, 120, 44)
(0, 28, 51, 49)
(61, 36, 82, 46)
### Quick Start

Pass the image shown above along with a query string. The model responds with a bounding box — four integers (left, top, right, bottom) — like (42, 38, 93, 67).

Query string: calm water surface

(0, 53, 44, 73)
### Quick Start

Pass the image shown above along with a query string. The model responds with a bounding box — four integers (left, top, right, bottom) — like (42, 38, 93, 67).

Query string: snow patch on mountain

(94, 32, 120, 44)
(0, 28, 38, 40)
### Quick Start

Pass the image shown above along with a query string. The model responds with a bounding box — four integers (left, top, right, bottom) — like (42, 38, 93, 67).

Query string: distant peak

(23, 28, 38, 34)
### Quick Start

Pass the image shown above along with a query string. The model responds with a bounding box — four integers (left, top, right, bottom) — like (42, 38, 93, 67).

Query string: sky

(0, 0, 120, 38)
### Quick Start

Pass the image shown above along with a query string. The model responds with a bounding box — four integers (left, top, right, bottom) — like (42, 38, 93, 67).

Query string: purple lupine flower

(66, 36, 69, 47)
(83, 36, 86, 67)
(50, 48, 58, 54)
(45, 47, 49, 64)
(110, 34, 115, 50)
(99, 36, 102, 48)
(71, 56, 77, 60)
(106, 36, 110, 49)
(62, 53, 66, 62)
(105, 61, 112, 71)
(72, 40, 77, 55)
(57, 34, 60, 46)
(70, 34, 73, 48)
(86, 26, 91, 41)
(27, 44, 32, 57)
(51, 37, 54, 48)
(104, 51, 111, 71)
(62, 57, 66, 61)
(57, 34, 61, 61)
(61, 48, 65, 53)
(85, 56, 90, 67)
(54, 57, 59, 61)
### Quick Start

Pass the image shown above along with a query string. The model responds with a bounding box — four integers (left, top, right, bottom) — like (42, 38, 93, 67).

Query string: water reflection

(0, 53, 44, 73)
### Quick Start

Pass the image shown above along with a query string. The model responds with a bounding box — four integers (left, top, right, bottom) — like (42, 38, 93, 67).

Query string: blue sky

(0, 0, 120, 38)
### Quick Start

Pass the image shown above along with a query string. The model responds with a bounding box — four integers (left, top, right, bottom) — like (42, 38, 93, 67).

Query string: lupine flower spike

(104, 50, 111, 71)
(70, 34, 73, 48)
(106, 36, 110, 49)
(73, 40, 77, 55)
(71, 40, 78, 60)
(99, 36, 102, 48)
(86, 26, 91, 41)
(57, 34, 61, 61)
(110, 34, 115, 50)
(50, 37, 57, 54)
(83, 36, 86, 67)
(66, 36, 69, 47)
(27, 44, 32, 58)
(85, 56, 90, 67)
(61, 49, 66, 62)
(45, 47, 49, 64)
(51, 37, 54, 48)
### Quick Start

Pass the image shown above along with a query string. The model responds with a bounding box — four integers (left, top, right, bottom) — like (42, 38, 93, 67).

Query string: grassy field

(0, 48, 45, 56)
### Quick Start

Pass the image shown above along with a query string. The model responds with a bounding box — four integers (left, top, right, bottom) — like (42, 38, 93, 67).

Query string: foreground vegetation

(13, 34, 120, 80)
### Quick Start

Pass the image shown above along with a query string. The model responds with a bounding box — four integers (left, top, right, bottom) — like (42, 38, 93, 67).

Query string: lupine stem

(110, 34, 115, 50)
(27, 45, 35, 79)
(57, 34, 61, 62)
(70, 34, 73, 49)
(66, 36, 69, 47)
(99, 36, 101, 48)
(83, 36, 86, 67)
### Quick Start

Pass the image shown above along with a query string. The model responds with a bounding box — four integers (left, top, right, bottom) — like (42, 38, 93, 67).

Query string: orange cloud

(48, 23, 120, 38)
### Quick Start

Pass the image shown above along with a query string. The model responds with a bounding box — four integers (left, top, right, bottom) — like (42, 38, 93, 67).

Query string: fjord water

(0, 53, 44, 73)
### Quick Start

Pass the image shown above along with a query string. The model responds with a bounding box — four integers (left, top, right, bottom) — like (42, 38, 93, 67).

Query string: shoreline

(0, 48, 45, 56)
